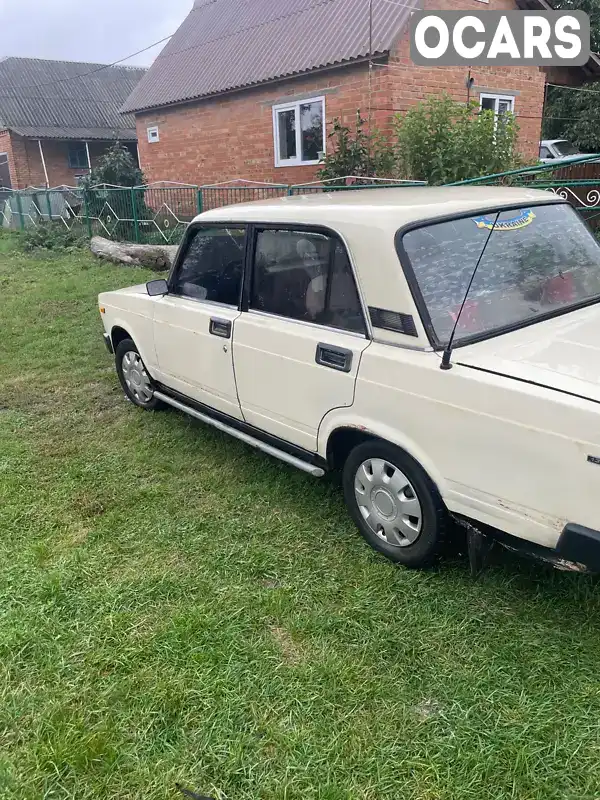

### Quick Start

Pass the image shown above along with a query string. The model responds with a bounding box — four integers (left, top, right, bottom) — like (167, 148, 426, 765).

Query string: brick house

(0, 58, 146, 190)
(123, 0, 599, 187)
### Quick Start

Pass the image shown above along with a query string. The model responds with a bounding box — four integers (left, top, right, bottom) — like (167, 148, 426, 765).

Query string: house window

(67, 142, 88, 169)
(147, 126, 160, 143)
(480, 94, 515, 117)
(272, 97, 325, 167)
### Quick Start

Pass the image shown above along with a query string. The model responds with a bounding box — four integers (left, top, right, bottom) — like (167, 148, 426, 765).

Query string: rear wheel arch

(325, 424, 446, 498)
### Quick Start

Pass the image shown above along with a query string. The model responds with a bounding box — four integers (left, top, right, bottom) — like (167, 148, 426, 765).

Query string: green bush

(393, 94, 522, 185)
(19, 222, 87, 253)
(318, 112, 395, 184)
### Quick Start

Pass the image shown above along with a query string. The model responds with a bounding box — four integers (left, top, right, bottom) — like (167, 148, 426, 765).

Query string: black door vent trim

(369, 307, 418, 337)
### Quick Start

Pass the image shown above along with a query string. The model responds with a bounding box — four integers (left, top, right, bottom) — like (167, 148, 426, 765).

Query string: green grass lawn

(2, 231, 600, 800)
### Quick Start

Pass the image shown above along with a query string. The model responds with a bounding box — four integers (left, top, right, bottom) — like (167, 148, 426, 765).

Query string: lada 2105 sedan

(99, 187, 600, 571)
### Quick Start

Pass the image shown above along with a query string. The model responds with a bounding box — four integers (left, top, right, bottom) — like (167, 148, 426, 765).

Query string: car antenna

(440, 211, 500, 371)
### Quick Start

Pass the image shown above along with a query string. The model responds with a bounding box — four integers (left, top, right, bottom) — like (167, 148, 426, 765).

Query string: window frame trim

(166, 221, 248, 308)
(393, 198, 585, 351)
(479, 92, 515, 116)
(242, 222, 370, 338)
(67, 141, 88, 170)
(272, 96, 326, 168)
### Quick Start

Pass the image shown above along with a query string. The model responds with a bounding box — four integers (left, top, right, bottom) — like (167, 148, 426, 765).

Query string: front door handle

(209, 317, 232, 339)
(315, 343, 353, 373)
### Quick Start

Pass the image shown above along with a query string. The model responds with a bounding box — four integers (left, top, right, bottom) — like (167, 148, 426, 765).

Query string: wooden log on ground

(90, 236, 178, 271)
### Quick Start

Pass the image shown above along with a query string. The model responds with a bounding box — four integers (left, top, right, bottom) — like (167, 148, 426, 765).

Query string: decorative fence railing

(446, 155, 600, 227)
(0, 177, 427, 244)
(2, 161, 600, 243)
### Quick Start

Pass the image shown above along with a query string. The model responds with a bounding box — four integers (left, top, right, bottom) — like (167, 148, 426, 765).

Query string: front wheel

(342, 440, 446, 568)
(115, 338, 164, 411)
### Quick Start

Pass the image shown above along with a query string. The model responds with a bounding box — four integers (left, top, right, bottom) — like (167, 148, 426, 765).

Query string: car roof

(541, 139, 569, 145)
(194, 186, 561, 228)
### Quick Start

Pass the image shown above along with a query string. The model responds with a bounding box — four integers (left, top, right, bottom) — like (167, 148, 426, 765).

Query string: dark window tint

(402, 204, 600, 344)
(67, 142, 88, 169)
(277, 110, 296, 160)
(251, 229, 365, 333)
(554, 140, 580, 156)
(300, 101, 323, 161)
(539, 146, 551, 159)
(172, 226, 245, 305)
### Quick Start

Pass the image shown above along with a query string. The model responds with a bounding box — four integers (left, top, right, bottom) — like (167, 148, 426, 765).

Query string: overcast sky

(0, 0, 193, 66)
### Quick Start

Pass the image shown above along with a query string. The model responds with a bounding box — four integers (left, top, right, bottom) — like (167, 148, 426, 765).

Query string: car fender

(106, 310, 159, 377)
(318, 409, 448, 497)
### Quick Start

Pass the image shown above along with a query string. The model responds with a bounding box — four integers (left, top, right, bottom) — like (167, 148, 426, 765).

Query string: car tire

(115, 338, 164, 411)
(342, 439, 446, 568)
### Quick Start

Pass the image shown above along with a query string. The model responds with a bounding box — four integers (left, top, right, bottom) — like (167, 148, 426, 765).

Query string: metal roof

(0, 57, 146, 140)
(122, 0, 418, 114)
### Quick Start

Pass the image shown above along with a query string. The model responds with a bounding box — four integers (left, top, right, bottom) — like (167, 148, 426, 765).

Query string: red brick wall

(136, 61, 390, 187)
(0, 130, 17, 188)
(135, 0, 545, 185)
(0, 135, 131, 189)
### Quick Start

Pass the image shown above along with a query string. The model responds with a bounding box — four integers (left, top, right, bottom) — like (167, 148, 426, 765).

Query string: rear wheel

(342, 439, 446, 568)
(115, 338, 164, 411)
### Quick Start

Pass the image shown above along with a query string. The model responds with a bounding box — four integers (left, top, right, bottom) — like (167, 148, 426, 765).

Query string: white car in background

(539, 139, 598, 164)
(99, 187, 600, 572)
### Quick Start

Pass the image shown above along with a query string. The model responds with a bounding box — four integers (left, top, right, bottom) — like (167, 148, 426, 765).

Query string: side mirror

(146, 279, 168, 297)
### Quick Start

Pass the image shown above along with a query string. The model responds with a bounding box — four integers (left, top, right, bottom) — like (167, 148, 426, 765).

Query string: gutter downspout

(38, 139, 49, 188)
(85, 141, 92, 173)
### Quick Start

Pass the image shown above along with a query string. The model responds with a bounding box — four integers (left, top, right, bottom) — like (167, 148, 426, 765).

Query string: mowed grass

(1, 231, 600, 800)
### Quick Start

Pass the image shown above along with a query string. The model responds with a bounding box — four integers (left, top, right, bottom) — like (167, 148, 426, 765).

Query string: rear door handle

(209, 317, 232, 338)
(315, 343, 353, 373)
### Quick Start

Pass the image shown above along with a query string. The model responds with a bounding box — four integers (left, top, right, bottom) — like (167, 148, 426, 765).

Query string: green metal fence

(3, 163, 599, 244)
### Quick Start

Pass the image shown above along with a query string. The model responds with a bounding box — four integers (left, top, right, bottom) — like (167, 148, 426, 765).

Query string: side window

(172, 226, 245, 305)
(250, 228, 365, 334)
(539, 146, 552, 159)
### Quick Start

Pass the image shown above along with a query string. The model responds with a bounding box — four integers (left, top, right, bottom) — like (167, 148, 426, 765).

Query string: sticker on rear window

(474, 209, 536, 231)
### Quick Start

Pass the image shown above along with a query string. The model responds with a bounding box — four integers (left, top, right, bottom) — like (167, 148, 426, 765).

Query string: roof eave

(122, 52, 388, 115)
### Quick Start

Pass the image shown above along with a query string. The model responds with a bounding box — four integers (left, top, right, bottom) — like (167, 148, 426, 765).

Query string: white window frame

(479, 93, 515, 116)
(147, 125, 160, 144)
(272, 96, 325, 168)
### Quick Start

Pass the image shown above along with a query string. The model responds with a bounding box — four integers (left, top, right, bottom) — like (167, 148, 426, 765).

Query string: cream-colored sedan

(99, 187, 600, 571)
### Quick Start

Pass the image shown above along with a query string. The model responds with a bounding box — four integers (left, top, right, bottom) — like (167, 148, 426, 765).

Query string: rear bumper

(103, 333, 114, 354)
(556, 524, 600, 572)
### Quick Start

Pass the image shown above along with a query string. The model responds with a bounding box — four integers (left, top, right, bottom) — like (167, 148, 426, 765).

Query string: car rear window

(400, 203, 600, 345)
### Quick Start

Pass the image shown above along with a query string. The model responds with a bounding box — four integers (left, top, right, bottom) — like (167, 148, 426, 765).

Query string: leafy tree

(542, 0, 600, 151)
(82, 141, 145, 188)
(393, 94, 522, 184)
(81, 142, 149, 242)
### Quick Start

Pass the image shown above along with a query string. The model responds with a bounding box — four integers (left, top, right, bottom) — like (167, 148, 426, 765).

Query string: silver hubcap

(354, 458, 423, 547)
(121, 351, 153, 404)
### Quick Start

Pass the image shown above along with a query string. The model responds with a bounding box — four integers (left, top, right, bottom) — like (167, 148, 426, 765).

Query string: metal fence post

(197, 189, 203, 215)
(46, 190, 52, 222)
(131, 187, 140, 243)
(15, 191, 24, 230)
(83, 190, 93, 239)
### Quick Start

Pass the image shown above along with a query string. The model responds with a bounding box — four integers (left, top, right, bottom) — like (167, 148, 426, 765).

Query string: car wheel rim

(121, 351, 154, 405)
(354, 458, 423, 547)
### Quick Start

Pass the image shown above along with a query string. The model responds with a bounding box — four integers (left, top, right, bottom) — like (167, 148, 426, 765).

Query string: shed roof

(0, 57, 146, 140)
(122, 0, 418, 114)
